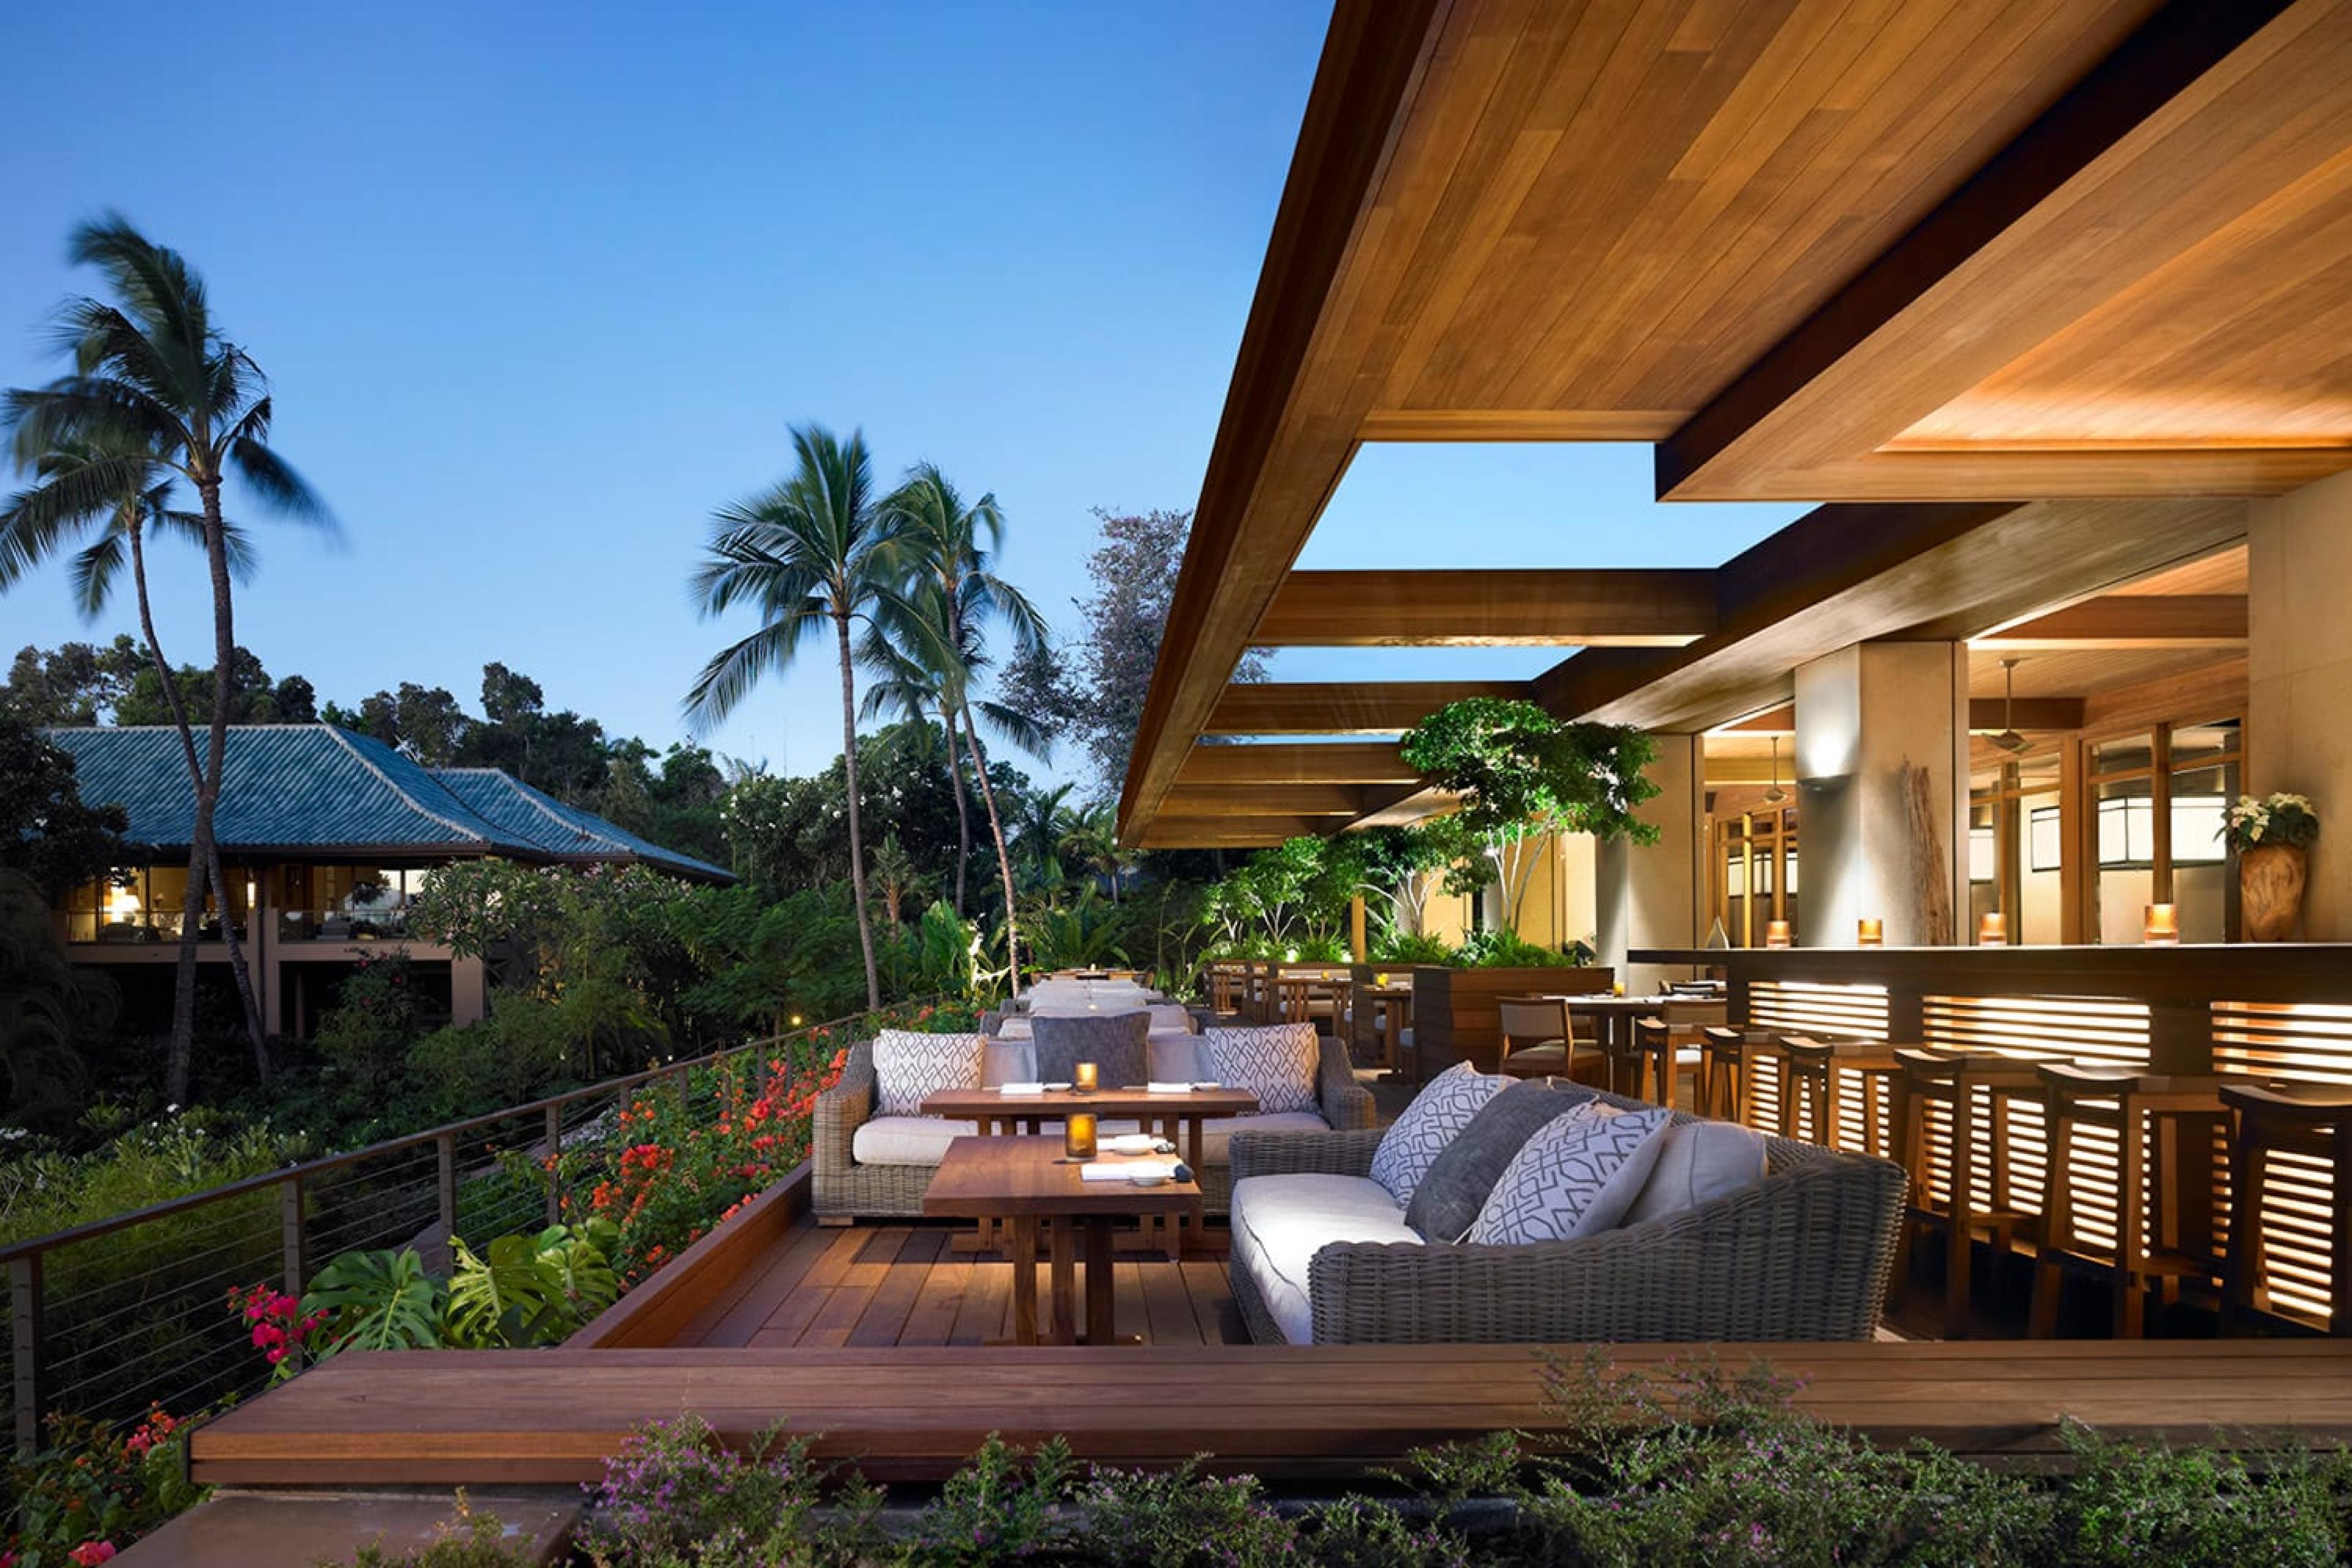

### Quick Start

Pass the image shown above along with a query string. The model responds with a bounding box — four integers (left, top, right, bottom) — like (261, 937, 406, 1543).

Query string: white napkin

(1079, 1158, 1180, 1183)
(998, 1082, 1046, 1096)
(1102, 1133, 1162, 1156)
(1145, 1081, 1193, 1094)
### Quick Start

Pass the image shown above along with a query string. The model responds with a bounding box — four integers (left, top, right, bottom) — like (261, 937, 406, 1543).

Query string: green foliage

(910, 1433, 1079, 1565)
(4, 1405, 206, 1567)
(0, 1108, 300, 1247)
(332, 1491, 539, 1567)
(445, 1221, 620, 1349)
(314, 952, 428, 1107)
(1199, 835, 1365, 957)
(671, 881, 867, 1031)
(575, 1412, 883, 1567)
(1400, 699, 1660, 846)
(2053, 1419, 2351, 1567)
(1373, 930, 1455, 967)
(304, 1247, 447, 1355)
(0, 716, 130, 899)
(2225, 791, 2320, 852)
(1455, 930, 1595, 970)
(1, 867, 115, 1130)
(1073, 1461, 1296, 1568)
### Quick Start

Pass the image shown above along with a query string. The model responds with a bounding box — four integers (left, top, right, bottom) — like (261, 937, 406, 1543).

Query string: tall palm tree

(1059, 801, 1134, 904)
(854, 632, 971, 916)
(1, 434, 270, 1057)
(687, 424, 902, 1009)
(882, 464, 1048, 995)
(5, 216, 333, 1100)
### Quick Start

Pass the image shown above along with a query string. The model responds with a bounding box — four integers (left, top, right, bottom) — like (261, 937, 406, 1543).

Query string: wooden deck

(669, 1219, 1246, 1349)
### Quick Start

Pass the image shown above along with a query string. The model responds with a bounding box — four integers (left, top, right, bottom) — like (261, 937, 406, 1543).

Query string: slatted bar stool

(1891, 1047, 2049, 1338)
(2026, 1063, 2226, 1338)
(1697, 1025, 1765, 1122)
(1208, 965, 1237, 1016)
(2219, 1081, 2352, 1336)
(1630, 1015, 1706, 1109)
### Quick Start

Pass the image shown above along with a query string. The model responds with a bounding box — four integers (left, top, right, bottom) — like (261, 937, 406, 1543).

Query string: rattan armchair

(1226, 1090, 1905, 1344)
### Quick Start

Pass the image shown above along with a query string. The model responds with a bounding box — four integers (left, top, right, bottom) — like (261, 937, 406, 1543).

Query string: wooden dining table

(1545, 995, 1667, 1097)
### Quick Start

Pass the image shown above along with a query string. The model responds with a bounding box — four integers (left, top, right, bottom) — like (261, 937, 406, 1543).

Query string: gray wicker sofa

(1226, 1090, 1904, 1344)
(813, 1033, 1376, 1222)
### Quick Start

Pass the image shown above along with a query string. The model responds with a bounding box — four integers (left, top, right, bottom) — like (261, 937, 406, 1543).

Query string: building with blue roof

(43, 724, 733, 1035)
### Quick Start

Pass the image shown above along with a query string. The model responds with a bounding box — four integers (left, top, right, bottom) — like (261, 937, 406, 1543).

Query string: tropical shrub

(1454, 930, 1596, 970)
(289, 1219, 624, 1360)
(3, 1405, 204, 1567)
(571, 1412, 881, 1567)
(1373, 930, 1454, 967)
(314, 952, 430, 1107)
(0, 1108, 303, 1247)
(338, 1493, 536, 1567)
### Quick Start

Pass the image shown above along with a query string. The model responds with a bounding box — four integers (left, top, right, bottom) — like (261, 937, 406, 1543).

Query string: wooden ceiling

(1120, 0, 2350, 848)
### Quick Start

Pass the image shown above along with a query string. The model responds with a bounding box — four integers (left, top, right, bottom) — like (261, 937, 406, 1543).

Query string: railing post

(544, 1104, 564, 1228)
(435, 1133, 458, 1249)
(280, 1176, 307, 1297)
(11, 1253, 46, 1457)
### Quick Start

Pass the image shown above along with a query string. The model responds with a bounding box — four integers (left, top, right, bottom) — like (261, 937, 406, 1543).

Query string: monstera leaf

(535, 1219, 621, 1324)
(445, 1232, 566, 1349)
(303, 1248, 447, 1356)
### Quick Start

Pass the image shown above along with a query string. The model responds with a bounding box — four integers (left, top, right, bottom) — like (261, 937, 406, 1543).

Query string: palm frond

(66, 532, 127, 619)
(683, 617, 823, 733)
(974, 697, 1056, 764)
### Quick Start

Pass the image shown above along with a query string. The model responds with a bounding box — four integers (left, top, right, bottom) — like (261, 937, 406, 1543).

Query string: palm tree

(1059, 801, 1133, 903)
(5, 216, 333, 1100)
(881, 464, 1049, 995)
(687, 424, 902, 1009)
(855, 632, 971, 916)
(1, 434, 271, 1057)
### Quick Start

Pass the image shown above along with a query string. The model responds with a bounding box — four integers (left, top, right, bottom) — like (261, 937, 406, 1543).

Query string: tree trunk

(941, 702, 970, 916)
(127, 514, 269, 1061)
(960, 705, 1022, 998)
(835, 611, 881, 1009)
(135, 512, 201, 1102)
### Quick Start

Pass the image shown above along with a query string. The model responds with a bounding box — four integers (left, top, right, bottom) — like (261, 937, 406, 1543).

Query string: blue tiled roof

(42, 725, 732, 883)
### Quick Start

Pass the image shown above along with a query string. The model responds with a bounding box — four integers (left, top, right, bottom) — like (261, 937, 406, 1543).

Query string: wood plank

(1173, 741, 1422, 787)
(1976, 594, 2247, 649)
(949, 1262, 1011, 1348)
(896, 1248, 969, 1348)
(1204, 680, 1531, 736)
(672, 1202, 835, 1348)
(568, 1166, 809, 1349)
(847, 1229, 947, 1348)
(1137, 1261, 1209, 1347)
(1180, 1260, 1243, 1347)
(1254, 568, 1714, 647)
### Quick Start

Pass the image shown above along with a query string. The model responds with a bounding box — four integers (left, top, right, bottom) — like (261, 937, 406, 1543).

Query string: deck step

(116, 1489, 578, 1566)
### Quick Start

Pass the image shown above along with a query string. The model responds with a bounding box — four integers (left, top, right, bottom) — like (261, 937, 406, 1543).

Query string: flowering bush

(572, 1412, 881, 1567)
(2, 1406, 204, 1567)
(225, 1281, 330, 1382)
(2223, 791, 2320, 852)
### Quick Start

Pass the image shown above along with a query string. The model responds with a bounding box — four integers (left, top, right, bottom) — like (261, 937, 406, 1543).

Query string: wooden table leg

(1181, 1115, 1207, 1258)
(2116, 1093, 2149, 1338)
(1947, 1087, 1975, 1340)
(1048, 1216, 1077, 1344)
(1009, 1215, 1039, 1345)
(1083, 1216, 1116, 1345)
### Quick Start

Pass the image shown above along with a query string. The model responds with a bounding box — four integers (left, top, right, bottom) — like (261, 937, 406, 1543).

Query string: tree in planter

(1360, 816, 1479, 943)
(1400, 697, 1659, 940)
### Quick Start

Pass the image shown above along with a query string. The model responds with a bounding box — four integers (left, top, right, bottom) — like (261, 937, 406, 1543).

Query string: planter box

(1410, 966, 1615, 1078)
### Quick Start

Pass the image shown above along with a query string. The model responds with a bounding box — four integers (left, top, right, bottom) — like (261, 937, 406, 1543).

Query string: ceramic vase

(2241, 843, 2308, 942)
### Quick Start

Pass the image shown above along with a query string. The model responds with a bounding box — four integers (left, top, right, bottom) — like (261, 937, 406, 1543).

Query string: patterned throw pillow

(1468, 1104, 1672, 1246)
(1405, 1078, 1597, 1242)
(1204, 1023, 1321, 1114)
(871, 1030, 982, 1117)
(1369, 1062, 1507, 1207)
(1029, 1011, 1150, 1088)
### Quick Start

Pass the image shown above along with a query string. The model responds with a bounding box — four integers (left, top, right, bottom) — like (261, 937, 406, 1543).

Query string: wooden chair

(1696, 1025, 1768, 1123)
(1496, 996, 1606, 1085)
(2028, 1063, 2225, 1338)
(1891, 1047, 2049, 1338)
(2220, 1080, 2352, 1336)
(1630, 1015, 1706, 1110)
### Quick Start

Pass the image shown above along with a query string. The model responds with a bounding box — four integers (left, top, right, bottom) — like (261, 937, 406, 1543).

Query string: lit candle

(2144, 903, 2179, 945)
(1064, 1111, 1097, 1161)
(1764, 920, 1793, 948)
(1074, 1061, 1098, 1093)
(1856, 919, 1884, 947)
(1978, 913, 2007, 947)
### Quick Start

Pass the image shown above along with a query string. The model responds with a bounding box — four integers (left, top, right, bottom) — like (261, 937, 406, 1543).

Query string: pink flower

(69, 1544, 118, 1565)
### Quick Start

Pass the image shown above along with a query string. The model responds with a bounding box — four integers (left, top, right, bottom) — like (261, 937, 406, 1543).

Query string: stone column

(1596, 734, 1704, 992)
(1793, 642, 1970, 946)
(2248, 467, 2352, 940)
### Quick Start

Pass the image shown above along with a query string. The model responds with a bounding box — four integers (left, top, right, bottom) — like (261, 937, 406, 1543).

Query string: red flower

(69, 1544, 118, 1565)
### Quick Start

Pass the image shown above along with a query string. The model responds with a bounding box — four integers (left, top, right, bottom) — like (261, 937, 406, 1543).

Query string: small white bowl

(1044, 1081, 1073, 1092)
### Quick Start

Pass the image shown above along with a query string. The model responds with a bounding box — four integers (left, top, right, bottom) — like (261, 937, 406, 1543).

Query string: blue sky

(1, 2, 1801, 789)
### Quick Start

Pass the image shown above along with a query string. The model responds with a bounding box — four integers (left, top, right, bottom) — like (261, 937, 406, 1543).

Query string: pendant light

(1763, 735, 1787, 804)
(1991, 657, 2031, 755)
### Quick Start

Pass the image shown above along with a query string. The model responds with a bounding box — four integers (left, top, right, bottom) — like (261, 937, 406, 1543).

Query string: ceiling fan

(1763, 734, 1787, 804)
(1989, 657, 2031, 755)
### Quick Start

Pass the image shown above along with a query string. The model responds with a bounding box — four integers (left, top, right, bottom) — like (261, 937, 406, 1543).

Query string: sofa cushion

(1624, 1120, 1770, 1226)
(996, 1015, 1034, 1040)
(1030, 1010, 1150, 1087)
(1231, 1173, 1420, 1345)
(1368, 1061, 1507, 1208)
(1468, 1104, 1671, 1245)
(851, 1116, 979, 1165)
(1147, 1003, 1197, 1034)
(1197, 1110, 1329, 1167)
(1405, 1078, 1597, 1242)
(1204, 1023, 1320, 1114)
(1147, 1032, 1208, 1083)
(871, 1030, 982, 1116)
(981, 1039, 1038, 1088)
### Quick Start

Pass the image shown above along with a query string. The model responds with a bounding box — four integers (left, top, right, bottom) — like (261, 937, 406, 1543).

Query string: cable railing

(0, 998, 936, 1455)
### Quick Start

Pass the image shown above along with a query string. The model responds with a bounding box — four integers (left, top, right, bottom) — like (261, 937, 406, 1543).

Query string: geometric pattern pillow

(871, 1029, 982, 1116)
(1467, 1104, 1671, 1246)
(1029, 1010, 1151, 1088)
(1203, 1023, 1320, 1114)
(1369, 1061, 1507, 1208)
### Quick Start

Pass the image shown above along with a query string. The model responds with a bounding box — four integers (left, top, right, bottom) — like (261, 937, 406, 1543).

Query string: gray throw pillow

(1405, 1078, 1597, 1242)
(1029, 1009, 1150, 1088)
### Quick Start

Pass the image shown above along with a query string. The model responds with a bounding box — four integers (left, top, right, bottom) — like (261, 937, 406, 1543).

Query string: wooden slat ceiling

(1120, 0, 2348, 848)
(1254, 568, 1713, 646)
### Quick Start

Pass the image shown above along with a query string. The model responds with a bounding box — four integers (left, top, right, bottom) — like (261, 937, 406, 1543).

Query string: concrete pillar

(450, 954, 489, 1026)
(1596, 734, 1705, 992)
(2248, 467, 2352, 940)
(1793, 642, 1970, 946)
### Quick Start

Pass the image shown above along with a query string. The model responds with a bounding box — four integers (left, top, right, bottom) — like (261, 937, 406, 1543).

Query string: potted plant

(2225, 793, 2320, 941)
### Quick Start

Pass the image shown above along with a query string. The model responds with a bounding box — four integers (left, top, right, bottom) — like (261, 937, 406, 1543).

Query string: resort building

(43, 723, 731, 1035)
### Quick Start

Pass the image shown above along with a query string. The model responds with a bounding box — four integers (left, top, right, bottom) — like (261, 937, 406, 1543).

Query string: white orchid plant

(2222, 792, 2320, 853)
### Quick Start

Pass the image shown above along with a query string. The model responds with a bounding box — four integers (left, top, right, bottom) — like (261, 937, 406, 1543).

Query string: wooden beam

(1173, 742, 1420, 787)
(1158, 783, 1392, 819)
(1974, 594, 2247, 649)
(1357, 409, 1680, 442)
(1137, 813, 1336, 848)
(1970, 696, 2087, 731)
(1254, 569, 1714, 647)
(1657, 1, 2334, 502)
(1204, 680, 1530, 736)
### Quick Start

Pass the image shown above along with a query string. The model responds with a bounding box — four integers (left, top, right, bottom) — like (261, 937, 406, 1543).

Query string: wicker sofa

(814, 1032, 1376, 1222)
(1226, 1090, 1905, 1344)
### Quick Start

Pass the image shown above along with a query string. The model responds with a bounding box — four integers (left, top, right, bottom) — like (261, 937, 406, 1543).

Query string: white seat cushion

(1147, 1031, 1208, 1082)
(982, 1040, 1037, 1087)
(852, 1117, 979, 1165)
(1231, 1173, 1420, 1345)
(1147, 1004, 1197, 1033)
(1196, 1110, 1329, 1167)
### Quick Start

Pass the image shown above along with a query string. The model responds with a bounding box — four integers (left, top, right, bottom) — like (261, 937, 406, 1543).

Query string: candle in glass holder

(1978, 912, 2008, 946)
(2144, 903, 2180, 945)
(1064, 1111, 1097, 1161)
(1856, 918, 1885, 947)
(1074, 1061, 1099, 1093)
(1764, 919, 1793, 948)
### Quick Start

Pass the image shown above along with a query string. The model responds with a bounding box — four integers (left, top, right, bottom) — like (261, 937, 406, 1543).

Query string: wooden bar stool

(1630, 1015, 1705, 1109)
(1891, 1047, 2048, 1338)
(1696, 1025, 1764, 1122)
(2027, 1063, 2226, 1338)
(2220, 1081, 2352, 1336)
